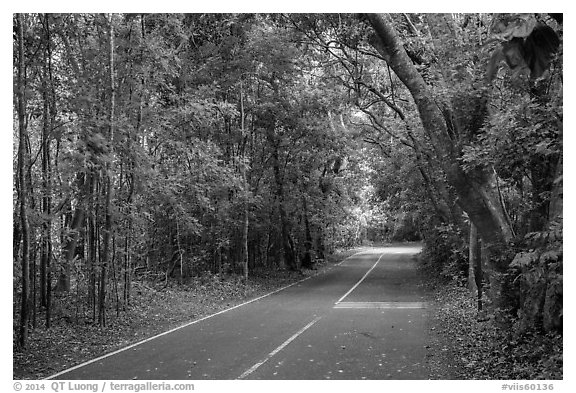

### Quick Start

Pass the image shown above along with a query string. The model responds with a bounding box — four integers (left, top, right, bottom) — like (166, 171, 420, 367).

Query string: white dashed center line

(237, 316, 322, 379)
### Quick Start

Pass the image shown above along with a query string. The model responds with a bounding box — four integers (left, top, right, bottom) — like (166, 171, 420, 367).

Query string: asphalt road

(49, 244, 430, 380)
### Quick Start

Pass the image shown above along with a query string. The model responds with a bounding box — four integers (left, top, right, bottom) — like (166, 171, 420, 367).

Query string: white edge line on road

(335, 252, 386, 304)
(237, 316, 322, 379)
(45, 249, 367, 380)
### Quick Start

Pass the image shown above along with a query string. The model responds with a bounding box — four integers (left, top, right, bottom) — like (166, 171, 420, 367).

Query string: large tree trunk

(365, 13, 514, 246)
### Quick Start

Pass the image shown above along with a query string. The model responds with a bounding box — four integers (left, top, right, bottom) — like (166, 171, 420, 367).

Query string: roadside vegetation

(423, 262, 562, 380)
(14, 13, 562, 380)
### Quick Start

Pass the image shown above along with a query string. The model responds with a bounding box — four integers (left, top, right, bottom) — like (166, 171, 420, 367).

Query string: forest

(13, 13, 562, 379)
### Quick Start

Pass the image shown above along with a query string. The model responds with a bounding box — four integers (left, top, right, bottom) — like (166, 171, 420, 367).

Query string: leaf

(534, 140, 554, 155)
(510, 251, 539, 268)
(539, 250, 561, 263)
(491, 14, 537, 40)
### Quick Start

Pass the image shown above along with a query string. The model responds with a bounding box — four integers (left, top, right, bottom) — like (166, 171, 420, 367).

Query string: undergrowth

(424, 267, 562, 380)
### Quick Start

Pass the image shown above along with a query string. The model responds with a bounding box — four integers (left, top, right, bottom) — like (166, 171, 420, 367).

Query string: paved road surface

(49, 245, 430, 380)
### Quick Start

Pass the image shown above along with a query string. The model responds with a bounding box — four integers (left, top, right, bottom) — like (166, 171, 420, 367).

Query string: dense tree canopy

(13, 13, 561, 353)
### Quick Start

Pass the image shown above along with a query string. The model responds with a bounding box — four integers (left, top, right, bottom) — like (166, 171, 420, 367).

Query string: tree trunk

(45, 20, 57, 324)
(13, 220, 21, 264)
(243, 185, 249, 280)
(175, 217, 184, 282)
(40, 14, 54, 312)
(271, 144, 296, 270)
(316, 226, 326, 261)
(32, 248, 37, 329)
(57, 196, 85, 292)
(111, 237, 120, 317)
(87, 181, 97, 319)
(301, 196, 314, 269)
(16, 13, 31, 348)
(416, 164, 450, 223)
(468, 222, 483, 311)
(123, 232, 131, 308)
(99, 13, 116, 327)
(365, 13, 514, 247)
(240, 81, 249, 281)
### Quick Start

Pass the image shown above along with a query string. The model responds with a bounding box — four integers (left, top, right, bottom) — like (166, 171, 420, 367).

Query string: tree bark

(57, 194, 85, 292)
(40, 76, 50, 308)
(40, 14, 55, 316)
(240, 80, 249, 281)
(301, 196, 314, 269)
(87, 178, 97, 320)
(16, 13, 31, 347)
(270, 142, 297, 270)
(468, 222, 483, 311)
(365, 13, 514, 246)
(99, 13, 116, 327)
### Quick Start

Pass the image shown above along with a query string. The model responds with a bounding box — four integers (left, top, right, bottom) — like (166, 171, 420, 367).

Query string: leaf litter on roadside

(426, 282, 561, 379)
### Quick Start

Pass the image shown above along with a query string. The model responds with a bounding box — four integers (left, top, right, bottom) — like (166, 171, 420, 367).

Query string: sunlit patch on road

(371, 246, 423, 255)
